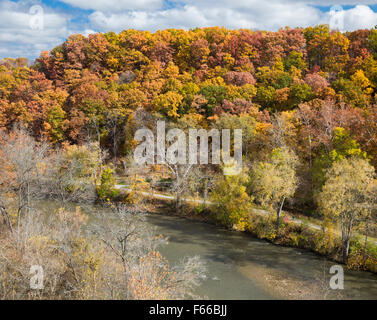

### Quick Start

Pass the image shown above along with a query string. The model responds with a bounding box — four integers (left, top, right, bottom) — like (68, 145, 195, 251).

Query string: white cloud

(89, 6, 208, 31)
(169, 0, 377, 9)
(89, 1, 321, 32)
(59, 0, 164, 12)
(3, 0, 377, 61)
(335, 5, 377, 30)
(87, 1, 377, 33)
(82, 29, 98, 36)
(294, 0, 377, 5)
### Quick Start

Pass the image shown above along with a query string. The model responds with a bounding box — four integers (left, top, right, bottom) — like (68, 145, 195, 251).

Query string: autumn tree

(44, 142, 103, 207)
(210, 173, 252, 230)
(0, 127, 48, 240)
(92, 205, 206, 299)
(318, 157, 376, 263)
(312, 127, 368, 190)
(249, 147, 299, 232)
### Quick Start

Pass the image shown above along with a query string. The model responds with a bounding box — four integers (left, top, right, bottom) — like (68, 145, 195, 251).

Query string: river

(144, 214, 377, 300)
(37, 201, 377, 299)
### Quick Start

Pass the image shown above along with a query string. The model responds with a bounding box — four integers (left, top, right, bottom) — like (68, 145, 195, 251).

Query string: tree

(153, 91, 183, 118)
(367, 27, 377, 59)
(44, 142, 103, 207)
(224, 71, 256, 86)
(199, 84, 227, 116)
(318, 157, 376, 263)
(210, 173, 252, 229)
(92, 205, 206, 299)
(312, 127, 368, 190)
(214, 113, 257, 158)
(297, 103, 316, 169)
(289, 82, 315, 108)
(165, 163, 194, 214)
(284, 51, 307, 72)
(304, 73, 329, 96)
(97, 166, 118, 200)
(250, 147, 298, 232)
(0, 127, 48, 241)
(332, 76, 371, 108)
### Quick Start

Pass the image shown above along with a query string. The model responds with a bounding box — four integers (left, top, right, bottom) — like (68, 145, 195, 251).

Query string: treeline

(0, 26, 376, 270)
(0, 26, 376, 162)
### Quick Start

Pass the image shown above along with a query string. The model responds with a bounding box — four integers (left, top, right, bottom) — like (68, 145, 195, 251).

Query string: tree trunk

(363, 225, 369, 265)
(176, 192, 182, 214)
(27, 181, 30, 215)
(96, 125, 101, 147)
(121, 258, 129, 299)
(0, 206, 13, 232)
(113, 124, 117, 169)
(17, 186, 23, 245)
(308, 133, 312, 169)
(341, 215, 353, 264)
(276, 197, 285, 233)
(203, 177, 208, 208)
(342, 237, 350, 264)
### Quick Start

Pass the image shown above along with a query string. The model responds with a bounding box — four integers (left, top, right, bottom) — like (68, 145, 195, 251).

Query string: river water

(36, 201, 377, 299)
(144, 214, 377, 300)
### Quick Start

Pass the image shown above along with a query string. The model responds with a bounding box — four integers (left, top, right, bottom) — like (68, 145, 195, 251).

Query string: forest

(0, 25, 377, 299)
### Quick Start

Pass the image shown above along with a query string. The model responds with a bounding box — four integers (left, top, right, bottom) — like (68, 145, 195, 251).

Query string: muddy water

(36, 201, 377, 299)
(144, 214, 377, 300)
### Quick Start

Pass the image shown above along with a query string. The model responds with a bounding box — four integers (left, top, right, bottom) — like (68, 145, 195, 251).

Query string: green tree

(199, 85, 227, 116)
(249, 148, 299, 232)
(367, 27, 377, 59)
(318, 157, 376, 263)
(47, 105, 66, 143)
(97, 166, 118, 200)
(284, 51, 307, 71)
(153, 91, 183, 118)
(61, 142, 102, 191)
(313, 127, 368, 189)
(332, 76, 371, 108)
(289, 82, 315, 108)
(210, 173, 252, 230)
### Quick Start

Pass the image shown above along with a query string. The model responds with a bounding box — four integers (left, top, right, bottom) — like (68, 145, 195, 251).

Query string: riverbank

(29, 199, 377, 299)
(115, 186, 377, 276)
(144, 212, 377, 300)
(238, 263, 336, 300)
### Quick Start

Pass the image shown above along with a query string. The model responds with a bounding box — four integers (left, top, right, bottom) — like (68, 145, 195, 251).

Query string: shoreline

(143, 204, 355, 300)
(145, 205, 375, 300)
(120, 190, 377, 275)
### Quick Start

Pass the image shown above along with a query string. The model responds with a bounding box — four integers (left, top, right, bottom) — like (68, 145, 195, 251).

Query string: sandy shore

(237, 262, 346, 300)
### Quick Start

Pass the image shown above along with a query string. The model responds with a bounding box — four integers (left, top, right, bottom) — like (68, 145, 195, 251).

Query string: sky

(1, 0, 377, 61)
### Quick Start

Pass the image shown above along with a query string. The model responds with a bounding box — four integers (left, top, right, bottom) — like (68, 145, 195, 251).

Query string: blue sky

(1, 0, 377, 61)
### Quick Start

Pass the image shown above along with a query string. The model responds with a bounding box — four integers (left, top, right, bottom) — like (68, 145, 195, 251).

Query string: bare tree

(165, 163, 194, 214)
(43, 151, 96, 208)
(91, 205, 150, 298)
(0, 127, 48, 243)
(91, 204, 206, 299)
(106, 110, 126, 169)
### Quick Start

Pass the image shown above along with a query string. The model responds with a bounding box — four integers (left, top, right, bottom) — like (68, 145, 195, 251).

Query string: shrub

(97, 166, 118, 200)
(348, 238, 377, 273)
(210, 174, 252, 230)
